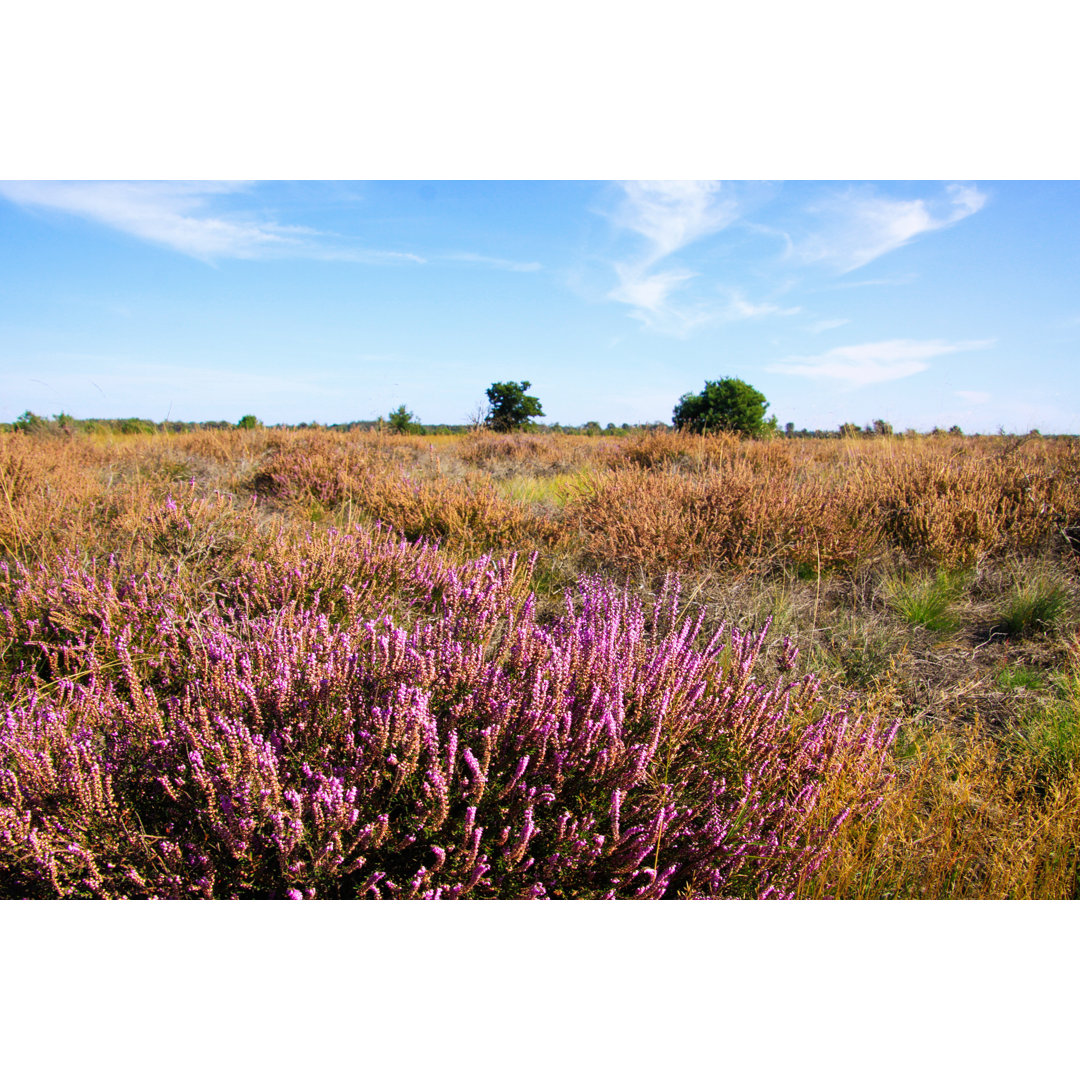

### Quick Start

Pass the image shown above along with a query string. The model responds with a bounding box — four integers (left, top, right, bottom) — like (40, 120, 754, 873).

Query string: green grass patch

(994, 580, 1070, 640)
(886, 568, 968, 633)
(496, 469, 592, 508)
(994, 663, 1048, 693)
(1007, 691, 1080, 792)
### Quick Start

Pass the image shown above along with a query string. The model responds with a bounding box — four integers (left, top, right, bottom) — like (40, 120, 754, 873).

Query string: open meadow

(2, 425, 1079, 898)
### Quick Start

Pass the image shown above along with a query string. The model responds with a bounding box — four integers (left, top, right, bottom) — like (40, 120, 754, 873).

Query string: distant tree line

(3, 411, 243, 436)
(1, 409, 680, 438)
(0, 390, 1059, 441)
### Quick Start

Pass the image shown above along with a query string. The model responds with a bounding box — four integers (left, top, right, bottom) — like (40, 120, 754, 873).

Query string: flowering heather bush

(0, 491, 895, 898)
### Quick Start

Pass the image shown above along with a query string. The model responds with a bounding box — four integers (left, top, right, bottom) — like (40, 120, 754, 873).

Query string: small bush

(119, 418, 156, 435)
(387, 405, 417, 435)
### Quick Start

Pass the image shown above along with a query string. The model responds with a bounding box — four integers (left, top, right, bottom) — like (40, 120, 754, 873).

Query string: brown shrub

(458, 432, 599, 472)
(0, 434, 103, 559)
(250, 438, 553, 553)
(562, 464, 877, 576)
(868, 442, 1080, 565)
(562, 434, 1080, 576)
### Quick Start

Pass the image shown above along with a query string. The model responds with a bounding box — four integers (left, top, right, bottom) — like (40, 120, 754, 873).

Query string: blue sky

(1, 180, 1077, 433)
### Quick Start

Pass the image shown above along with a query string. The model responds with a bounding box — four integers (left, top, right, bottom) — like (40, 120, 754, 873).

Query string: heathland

(2, 425, 1078, 898)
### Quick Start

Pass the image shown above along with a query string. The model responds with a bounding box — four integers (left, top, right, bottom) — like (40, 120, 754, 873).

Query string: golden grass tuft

(800, 720, 1080, 899)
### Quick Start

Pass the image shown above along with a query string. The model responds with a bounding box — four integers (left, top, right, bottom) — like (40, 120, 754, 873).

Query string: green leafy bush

(672, 378, 770, 437)
(485, 381, 544, 433)
(388, 405, 417, 434)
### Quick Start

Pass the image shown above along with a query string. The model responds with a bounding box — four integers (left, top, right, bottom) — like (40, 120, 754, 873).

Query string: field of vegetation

(3, 424, 1079, 898)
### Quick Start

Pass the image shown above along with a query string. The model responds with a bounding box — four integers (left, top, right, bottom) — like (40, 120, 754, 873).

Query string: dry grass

(562, 464, 876, 575)
(3, 425, 1079, 898)
(562, 433, 1080, 576)
(799, 716, 1080, 899)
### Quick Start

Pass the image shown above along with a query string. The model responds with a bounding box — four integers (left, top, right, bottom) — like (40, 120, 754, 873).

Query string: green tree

(14, 410, 44, 433)
(388, 404, 417, 434)
(672, 378, 770, 437)
(484, 381, 544, 433)
(237, 414, 260, 429)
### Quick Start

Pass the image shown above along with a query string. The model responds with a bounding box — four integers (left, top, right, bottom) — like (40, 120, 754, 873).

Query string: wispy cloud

(0, 181, 548, 271)
(719, 289, 800, 320)
(767, 338, 994, 386)
(441, 253, 542, 272)
(795, 183, 987, 273)
(0, 181, 445, 266)
(956, 389, 991, 404)
(808, 318, 850, 333)
(309, 248, 426, 265)
(822, 274, 918, 290)
(607, 268, 797, 336)
(0, 181, 322, 261)
(611, 181, 741, 260)
(608, 265, 707, 334)
(603, 181, 748, 334)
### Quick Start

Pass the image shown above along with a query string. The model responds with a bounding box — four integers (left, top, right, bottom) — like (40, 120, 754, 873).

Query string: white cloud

(0, 181, 546, 270)
(442, 253, 542, 272)
(310, 248, 426, 264)
(604, 180, 748, 333)
(808, 318, 850, 333)
(611, 181, 741, 261)
(719, 289, 800, 320)
(956, 389, 991, 404)
(0, 181, 439, 265)
(767, 338, 994, 386)
(607, 268, 797, 336)
(824, 274, 917, 290)
(610, 265, 697, 315)
(796, 183, 987, 273)
(0, 181, 319, 260)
